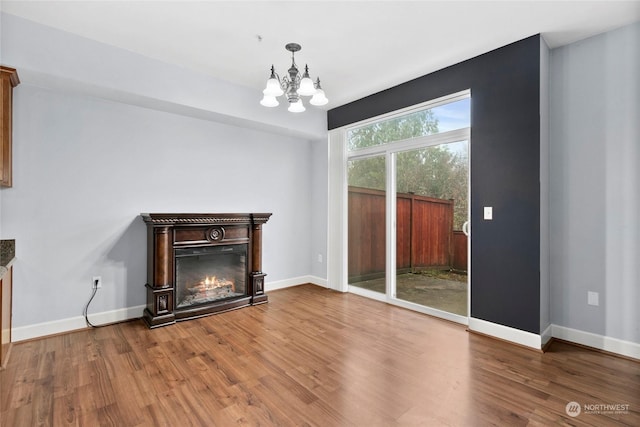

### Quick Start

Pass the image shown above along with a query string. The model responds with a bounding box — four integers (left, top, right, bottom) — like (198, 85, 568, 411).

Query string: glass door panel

(394, 141, 469, 315)
(347, 155, 386, 293)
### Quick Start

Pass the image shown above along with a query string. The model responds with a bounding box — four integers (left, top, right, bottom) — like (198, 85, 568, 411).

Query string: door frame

(328, 90, 471, 325)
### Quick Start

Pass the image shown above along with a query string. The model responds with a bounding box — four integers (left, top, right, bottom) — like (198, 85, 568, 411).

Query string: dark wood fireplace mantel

(141, 213, 271, 328)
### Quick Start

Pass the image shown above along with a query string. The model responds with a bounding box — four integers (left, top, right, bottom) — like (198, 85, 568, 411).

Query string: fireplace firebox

(141, 213, 271, 328)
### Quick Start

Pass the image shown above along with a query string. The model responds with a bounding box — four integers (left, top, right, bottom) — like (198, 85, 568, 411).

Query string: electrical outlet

(317, 254, 323, 263)
(92, 276, 102, 289)
(587, 291, 599, 306)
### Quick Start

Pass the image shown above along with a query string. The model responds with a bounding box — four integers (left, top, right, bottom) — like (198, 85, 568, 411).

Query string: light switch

(588, 291, 599, 306)
(484, 206, 493, 220)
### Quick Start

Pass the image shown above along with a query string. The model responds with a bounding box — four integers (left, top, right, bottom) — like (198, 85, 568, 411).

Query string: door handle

(462, 220, 470, 237)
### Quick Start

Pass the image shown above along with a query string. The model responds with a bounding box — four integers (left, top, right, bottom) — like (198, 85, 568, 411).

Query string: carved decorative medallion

(207, 226, 225, 242)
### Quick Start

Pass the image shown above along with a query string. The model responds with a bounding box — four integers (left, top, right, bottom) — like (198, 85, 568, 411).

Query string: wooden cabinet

(0, 265, 13, 368)
(0, 66, 20, 187)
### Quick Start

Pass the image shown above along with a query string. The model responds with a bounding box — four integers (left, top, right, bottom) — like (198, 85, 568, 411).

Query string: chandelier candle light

(260, 43, 328, 112)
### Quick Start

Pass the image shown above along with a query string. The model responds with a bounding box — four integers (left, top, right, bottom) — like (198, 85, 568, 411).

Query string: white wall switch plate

(588, 291, 599, 306)
(484, 206, 493, 220)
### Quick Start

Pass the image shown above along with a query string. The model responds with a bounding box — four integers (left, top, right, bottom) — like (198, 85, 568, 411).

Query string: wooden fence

(348, 186, 467, 281)
(451, 231, 468, 272)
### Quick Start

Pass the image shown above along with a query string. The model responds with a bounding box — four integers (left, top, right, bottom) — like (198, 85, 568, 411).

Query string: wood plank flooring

(1, 284, 639, 426)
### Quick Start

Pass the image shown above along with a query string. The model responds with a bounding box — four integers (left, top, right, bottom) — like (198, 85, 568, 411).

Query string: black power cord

(83, 279, 105, 328)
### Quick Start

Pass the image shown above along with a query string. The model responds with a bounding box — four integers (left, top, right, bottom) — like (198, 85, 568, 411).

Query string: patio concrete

(350, 272, 468, 316)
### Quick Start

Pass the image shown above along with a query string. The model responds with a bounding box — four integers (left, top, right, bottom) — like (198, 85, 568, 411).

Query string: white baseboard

(552, 324, 640, 360)
(467, 319, 639, 359)
(265, 275, 328, 291)
(12, 285, 638, 361)
(541, 323, 553, 346)
(306, 276, 328, 288)
(12, 305, 146, 342)
(468, 317, 542, 350)
(12, 277, 328, 342)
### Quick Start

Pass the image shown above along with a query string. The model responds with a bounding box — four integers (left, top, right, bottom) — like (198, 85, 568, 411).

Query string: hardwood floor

(1, 284, 638, 426)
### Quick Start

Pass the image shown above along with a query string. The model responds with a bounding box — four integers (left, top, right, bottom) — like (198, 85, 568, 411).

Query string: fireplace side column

(143, 225, 176, 328)
(250, 220, 268, 304)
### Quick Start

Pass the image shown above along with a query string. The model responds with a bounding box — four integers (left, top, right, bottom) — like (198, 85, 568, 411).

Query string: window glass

(347, 97, 470, 151)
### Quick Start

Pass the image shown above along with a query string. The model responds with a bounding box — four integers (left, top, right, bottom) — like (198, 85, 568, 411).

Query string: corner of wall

(327, 129, 348, 292)
(539, 37, 551, 334)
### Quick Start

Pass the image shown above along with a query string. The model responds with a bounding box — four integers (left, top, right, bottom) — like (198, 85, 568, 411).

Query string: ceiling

(2, 1, 640, 109)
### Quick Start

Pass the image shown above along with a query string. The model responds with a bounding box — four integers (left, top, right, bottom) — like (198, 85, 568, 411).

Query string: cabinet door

(0, 266, 12, 367)
(0, 66, 20, 187)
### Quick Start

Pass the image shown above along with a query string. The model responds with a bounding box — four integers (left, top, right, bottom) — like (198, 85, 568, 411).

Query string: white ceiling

(2, 1, 640, 109)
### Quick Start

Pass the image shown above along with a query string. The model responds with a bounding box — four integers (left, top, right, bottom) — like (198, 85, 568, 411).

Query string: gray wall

(310, 137, 329, 280)
(5, 83, 317, 328)
(0, 14, 329, 329)
(549, 22, 640, 343)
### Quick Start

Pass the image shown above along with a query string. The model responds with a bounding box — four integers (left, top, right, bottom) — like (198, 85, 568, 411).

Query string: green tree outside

(347, 109, 469, 229)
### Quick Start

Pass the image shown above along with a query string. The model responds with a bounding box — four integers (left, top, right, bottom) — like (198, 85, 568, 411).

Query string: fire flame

(198, 276, 234, 291)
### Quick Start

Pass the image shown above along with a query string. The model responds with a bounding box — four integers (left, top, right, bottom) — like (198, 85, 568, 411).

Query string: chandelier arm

(269, 65, 281, 82)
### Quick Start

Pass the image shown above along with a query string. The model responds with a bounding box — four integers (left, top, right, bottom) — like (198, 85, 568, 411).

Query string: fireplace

(141, 213, 271, 328)
(175, 244, 247, 308)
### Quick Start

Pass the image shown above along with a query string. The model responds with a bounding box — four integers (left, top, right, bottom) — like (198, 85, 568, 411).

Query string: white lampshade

(260, 95, 279, 107)
(288, 99, 306, 113)
(264, 77, 284, 97)
(310, 88, 328, 106)
(298, 77, 316, 96)
(298, 64, 316, 96)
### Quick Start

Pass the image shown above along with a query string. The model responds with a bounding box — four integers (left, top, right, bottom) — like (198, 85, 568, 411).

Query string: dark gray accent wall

(329, 35, 541, 334)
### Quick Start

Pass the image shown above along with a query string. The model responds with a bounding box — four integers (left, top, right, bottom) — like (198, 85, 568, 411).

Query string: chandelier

(260, 43, 328, 112)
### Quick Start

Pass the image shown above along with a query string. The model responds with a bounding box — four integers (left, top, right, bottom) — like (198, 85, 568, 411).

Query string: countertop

(0, 239, 15, 278)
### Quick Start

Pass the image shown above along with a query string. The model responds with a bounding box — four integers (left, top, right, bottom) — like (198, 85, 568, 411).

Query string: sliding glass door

(347, 155, 386, 296)
(346, 92, 470, 321)
(394, 141, 469, 316)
